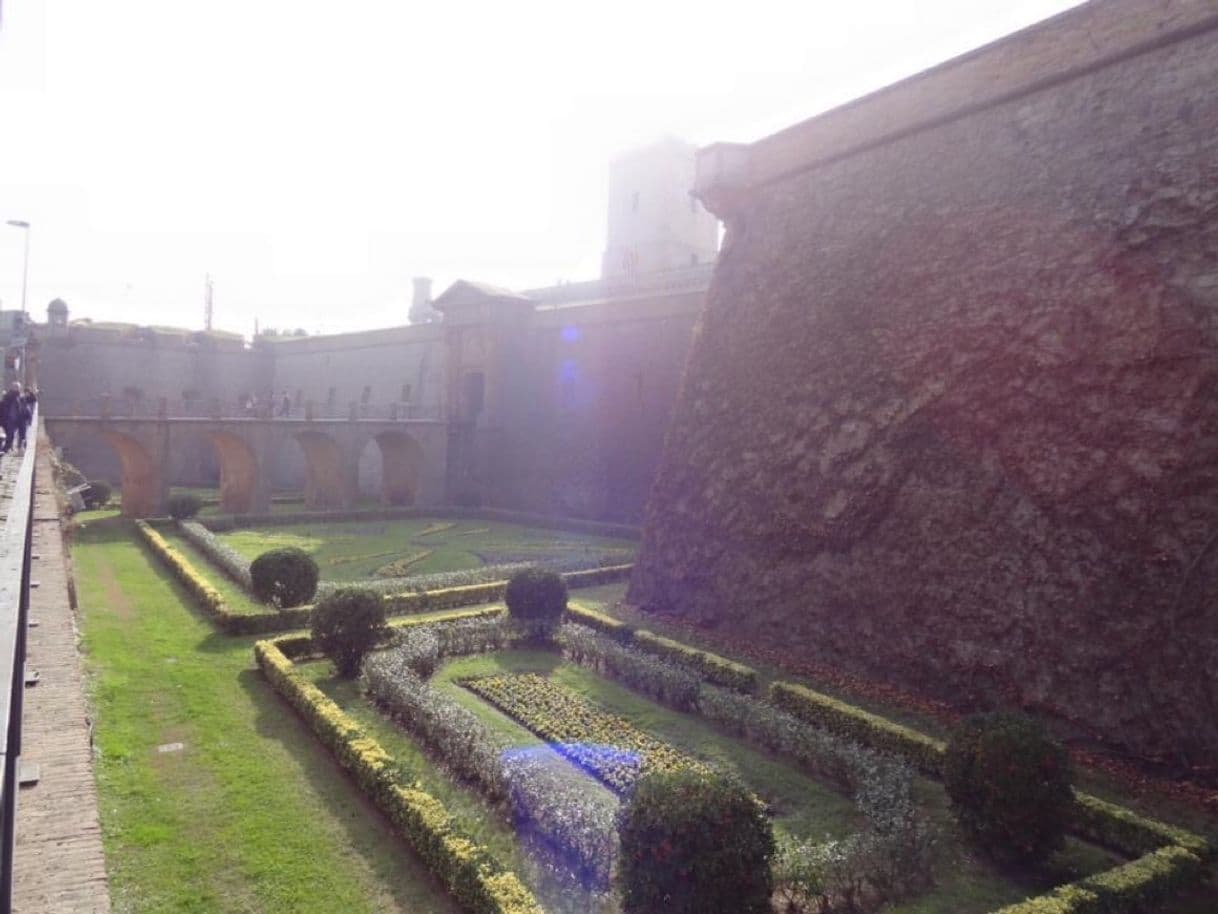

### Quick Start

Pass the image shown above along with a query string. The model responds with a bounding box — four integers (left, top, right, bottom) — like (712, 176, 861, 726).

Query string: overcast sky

(1, 0, 1083, 336)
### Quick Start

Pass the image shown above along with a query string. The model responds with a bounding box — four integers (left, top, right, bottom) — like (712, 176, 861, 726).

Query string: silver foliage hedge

(178, 519, 254, 590)
(363, 644, 618, 887)
(557, 623, 936, 907)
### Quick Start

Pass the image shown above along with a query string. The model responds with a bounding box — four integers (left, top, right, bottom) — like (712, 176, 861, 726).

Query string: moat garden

(67, 501, 1216, 914)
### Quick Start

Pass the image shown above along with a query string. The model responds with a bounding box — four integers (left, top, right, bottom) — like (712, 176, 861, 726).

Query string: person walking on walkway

(16, 387, 37, 449)
(0, 383, 24, 454)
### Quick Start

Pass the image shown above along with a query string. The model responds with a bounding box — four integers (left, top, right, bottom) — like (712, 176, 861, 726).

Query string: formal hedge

(564, 603, 758, 693)
(178, 520, 253, 590)
(944, 712, 1073, 864)
(990, 844, 1204, 914)
(250, 547, 319, 608)
(167, 492, 204, 519)
(768, 681, 948, 775)
(135, 521, 227, 622)
(254, 638, 542, 914)
(170, 520, 631, 636)
(311, 587, 386, 677)
(618, 769, 774, 914)
(271, 606, 507, 661)
(204, 505, 642, 541)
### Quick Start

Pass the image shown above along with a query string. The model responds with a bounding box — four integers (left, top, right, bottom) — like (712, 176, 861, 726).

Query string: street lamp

(5, 220, 30, 315)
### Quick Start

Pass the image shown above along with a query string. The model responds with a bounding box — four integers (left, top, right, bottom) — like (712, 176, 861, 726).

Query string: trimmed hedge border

(178, 519, 254, 590)
(565, 602, 759, 694)
(272, 606, 508, 661)
(255, 636, 543, 914)
(139, 519, 630, 636)
(768, 681, 947, 775)
(201, 505, 641, 541)
(990, 845, 1203, 913)
(764, 682, 1211, 912)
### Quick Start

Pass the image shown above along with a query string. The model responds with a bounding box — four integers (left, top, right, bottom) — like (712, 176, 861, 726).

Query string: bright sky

(0, 0, 1083, 336)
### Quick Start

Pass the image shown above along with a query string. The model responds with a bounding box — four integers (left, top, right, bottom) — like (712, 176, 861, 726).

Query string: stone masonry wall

(630, 11, 1218, 763)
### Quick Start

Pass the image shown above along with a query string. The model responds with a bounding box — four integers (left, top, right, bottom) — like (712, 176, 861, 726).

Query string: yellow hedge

(254, 638, 543, 914)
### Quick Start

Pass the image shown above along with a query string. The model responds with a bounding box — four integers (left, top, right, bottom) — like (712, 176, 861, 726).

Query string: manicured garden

(212, 517, 636, 582)
(71, 507, 1214, 914)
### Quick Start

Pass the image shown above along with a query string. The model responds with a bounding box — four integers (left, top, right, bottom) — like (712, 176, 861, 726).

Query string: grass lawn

(73, 512, 463, 914)
(70, 510, 1210, 914)
(215, 517, 636, 581)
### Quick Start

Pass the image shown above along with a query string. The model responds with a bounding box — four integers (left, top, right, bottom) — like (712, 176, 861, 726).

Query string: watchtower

(601, 136, 719, 280)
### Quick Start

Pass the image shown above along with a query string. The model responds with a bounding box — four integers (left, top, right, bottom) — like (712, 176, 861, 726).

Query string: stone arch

(295, 430, 346, 508)
(99, 430, 161, 518)
(365, 430, 424, 505)
(206, 430, 258, 513)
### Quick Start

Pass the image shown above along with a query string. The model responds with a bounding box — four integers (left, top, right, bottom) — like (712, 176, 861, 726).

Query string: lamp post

(6, 220, 30, 315)
(5, 220, 30, 385)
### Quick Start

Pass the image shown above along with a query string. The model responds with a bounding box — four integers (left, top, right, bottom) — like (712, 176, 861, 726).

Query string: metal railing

(0, 411, 37, 912)
(45, 397, 443, 422)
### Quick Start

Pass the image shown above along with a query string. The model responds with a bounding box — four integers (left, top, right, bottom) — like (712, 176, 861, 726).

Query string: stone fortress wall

(631, 0, 1218, 763)
(27, 138, 713, 521)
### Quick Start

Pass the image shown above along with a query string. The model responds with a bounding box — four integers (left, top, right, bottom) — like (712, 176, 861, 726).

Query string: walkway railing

(0, 412, 37, 913)
(44, 397, 443, 422)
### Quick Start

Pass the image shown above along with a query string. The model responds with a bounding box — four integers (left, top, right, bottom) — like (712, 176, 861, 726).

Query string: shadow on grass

(238, 666, 463, 914)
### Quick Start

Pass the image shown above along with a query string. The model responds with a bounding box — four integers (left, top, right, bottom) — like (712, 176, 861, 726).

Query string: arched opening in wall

(358, 431, 424, 505)
(294, 430, 346, 508)
(99, 430, 160, 518)
(206, 430, 259, 513)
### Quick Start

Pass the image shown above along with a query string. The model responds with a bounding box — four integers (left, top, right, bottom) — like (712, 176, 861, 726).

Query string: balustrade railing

(44, 398, 442, 422)
(0, 411, 38, 912)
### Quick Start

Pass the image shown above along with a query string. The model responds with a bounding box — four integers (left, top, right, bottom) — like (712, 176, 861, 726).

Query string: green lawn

(217, 518, 636, 581)
(73, 513, 463, 914)
(70, 511, 1209, 914)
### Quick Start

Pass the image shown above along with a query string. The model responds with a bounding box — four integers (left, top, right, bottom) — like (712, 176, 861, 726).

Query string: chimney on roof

(410, 276, 438, 324)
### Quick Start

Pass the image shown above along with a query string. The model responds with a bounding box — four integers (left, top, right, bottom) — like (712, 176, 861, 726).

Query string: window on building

(401, 383, 412, 402)
(361, 385, 372, 404)
(631, 191, 640, 213)
(327, 386, 336, 405)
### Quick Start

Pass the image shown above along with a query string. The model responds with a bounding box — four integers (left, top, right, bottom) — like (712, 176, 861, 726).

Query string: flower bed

(462, 673, 711, 794)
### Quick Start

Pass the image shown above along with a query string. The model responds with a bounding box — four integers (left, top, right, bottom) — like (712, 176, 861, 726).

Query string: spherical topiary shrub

(618, 769, 774, 914)
(250, 547, 319, 608)
(311, 587, 386, 678)
(504, 567, 568, 642)
(82, 480, 112, 509)
(166, 492, 203, 519)
(944, 712, 1073, 865)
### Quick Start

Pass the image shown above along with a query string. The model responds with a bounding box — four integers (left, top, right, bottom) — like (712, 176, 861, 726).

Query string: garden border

(254, 631, 543, 914)
(198, 505, 641, 542)
(278, 603, 1210, 914)
(565, 602, 1212, 909)
(135, 519, 632, 635)
(766, 682, 1212, 913)
(148, 497, 1208, 914)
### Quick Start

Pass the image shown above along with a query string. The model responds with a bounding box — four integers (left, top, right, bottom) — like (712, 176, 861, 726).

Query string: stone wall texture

(631, 6, 1218, 764)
